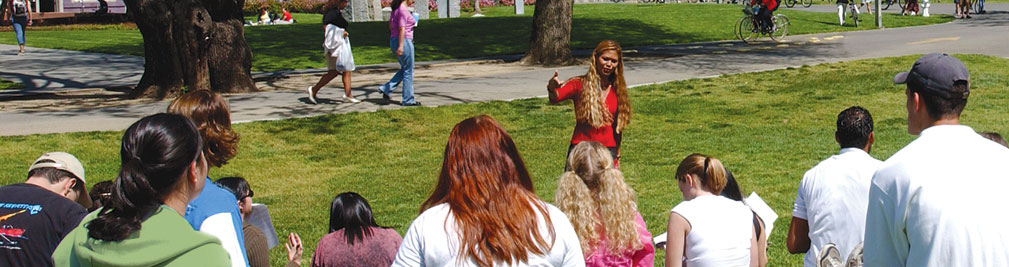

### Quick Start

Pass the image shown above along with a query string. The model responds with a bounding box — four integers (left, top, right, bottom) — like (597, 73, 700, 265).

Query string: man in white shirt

(864, 53, 1009, 266)
(787, 106, 882, 267)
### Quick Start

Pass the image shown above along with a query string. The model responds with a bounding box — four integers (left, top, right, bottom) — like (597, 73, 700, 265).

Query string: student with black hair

(53, 113, 230, 266)
(313, 192, 401, 266)
(787, 106, 881, 267)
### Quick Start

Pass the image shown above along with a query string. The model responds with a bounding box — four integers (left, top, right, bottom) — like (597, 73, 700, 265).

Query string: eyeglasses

(241, 189, 255, 200)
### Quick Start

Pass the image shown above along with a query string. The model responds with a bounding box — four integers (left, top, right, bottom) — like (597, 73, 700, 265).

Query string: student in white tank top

(665, 154, 763, 267)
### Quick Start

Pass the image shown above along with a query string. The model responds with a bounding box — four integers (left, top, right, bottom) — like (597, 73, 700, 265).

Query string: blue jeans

(381, 37, 415, 105)
(12, 16, 27, 45)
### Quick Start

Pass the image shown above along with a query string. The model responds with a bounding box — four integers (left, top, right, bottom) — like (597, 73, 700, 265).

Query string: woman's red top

(552, 78, 620, 147)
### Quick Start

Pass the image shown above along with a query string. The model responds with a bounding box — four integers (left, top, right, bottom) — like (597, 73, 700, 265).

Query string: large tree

(125, 0, 256, 99)
(520, 0, 573, 65)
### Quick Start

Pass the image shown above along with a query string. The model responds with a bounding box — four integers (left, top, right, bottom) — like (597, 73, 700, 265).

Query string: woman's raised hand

(547, 70, 562, 90)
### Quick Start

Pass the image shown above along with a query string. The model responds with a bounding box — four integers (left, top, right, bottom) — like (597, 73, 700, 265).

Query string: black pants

(758, 7, 773, 31)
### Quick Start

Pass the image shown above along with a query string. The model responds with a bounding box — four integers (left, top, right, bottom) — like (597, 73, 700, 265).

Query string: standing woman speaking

(378, 0, 420, 106)
(6, 0, 31, 55)
(547, 40, 632, 168)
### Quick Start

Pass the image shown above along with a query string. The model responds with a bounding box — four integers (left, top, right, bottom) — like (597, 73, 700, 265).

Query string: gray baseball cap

(894, 53, 970, 100)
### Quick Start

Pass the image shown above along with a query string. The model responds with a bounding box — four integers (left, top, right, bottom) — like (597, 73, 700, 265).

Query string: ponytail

(702, 157, 727, 194)
(596, 167, 643, 254)
(86, 113, 203, 241)
(676, 153, 728, 195)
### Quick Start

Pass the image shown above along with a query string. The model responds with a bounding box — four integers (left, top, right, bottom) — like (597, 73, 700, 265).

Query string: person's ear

(188, 160, 201, 187)
(866, 132, 875, 151)
(63, 178, 77, 196)
(685, 174, 697, 188)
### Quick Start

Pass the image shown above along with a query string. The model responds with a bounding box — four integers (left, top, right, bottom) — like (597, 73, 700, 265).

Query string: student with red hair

(393, 115, 584, 266)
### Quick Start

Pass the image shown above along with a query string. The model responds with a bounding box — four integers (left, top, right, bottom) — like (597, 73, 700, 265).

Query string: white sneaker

(818, 243, 843, 267)
(342, 95, 361, 103)
(307, 86, 317, 104)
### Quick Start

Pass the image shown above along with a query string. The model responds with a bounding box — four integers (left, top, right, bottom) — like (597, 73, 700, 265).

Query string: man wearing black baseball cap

(864, 53, 1009, 266)
(0, 152, 90, 267)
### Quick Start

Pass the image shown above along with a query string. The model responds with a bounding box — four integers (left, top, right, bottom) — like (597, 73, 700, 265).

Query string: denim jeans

(381, 37, 415, 105)
(12, 16, 27, 45)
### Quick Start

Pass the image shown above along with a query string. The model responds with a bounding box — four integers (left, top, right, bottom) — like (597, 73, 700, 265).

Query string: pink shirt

(584, 212, 655, 267)
(311, 227, 403, 267)
(389, 6, 415, 40)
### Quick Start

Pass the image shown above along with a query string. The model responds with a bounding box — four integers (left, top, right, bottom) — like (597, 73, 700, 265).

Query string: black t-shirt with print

(0, 183, 88, 267)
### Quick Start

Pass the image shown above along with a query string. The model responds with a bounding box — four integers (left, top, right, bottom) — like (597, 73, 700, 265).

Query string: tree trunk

(520, 0, 573, 66)
(125, 0, 256, 99)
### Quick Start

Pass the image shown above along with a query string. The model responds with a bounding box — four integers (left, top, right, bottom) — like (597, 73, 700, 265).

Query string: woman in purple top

(378, 0, 420, 106)
(311, 192, 402, 267)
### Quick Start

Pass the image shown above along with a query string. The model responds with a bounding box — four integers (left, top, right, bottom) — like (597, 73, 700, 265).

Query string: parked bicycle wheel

(785, 0, 796, 8)
(802, 0, 813, 7)
(769, 14, 789, 42)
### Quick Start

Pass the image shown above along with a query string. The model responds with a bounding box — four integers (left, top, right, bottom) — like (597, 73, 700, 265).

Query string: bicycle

(736, 6, 789, 43)
(784, 0, 812, 8)
(844, 1, 860, 27)
(881, 0, 904, 12)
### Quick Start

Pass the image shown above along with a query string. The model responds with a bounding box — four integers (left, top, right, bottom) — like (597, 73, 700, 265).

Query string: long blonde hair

(555, 141, 642, 256)
(576, 40, 632, 134)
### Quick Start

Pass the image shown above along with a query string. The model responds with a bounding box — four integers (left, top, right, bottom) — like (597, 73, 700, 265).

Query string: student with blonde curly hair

(555, 141, 654, 266)
(547, 40, 632, 168)
(665, 153, 763, 267)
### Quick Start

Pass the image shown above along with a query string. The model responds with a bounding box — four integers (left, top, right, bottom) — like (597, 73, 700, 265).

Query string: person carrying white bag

(308, 0, 359, 104)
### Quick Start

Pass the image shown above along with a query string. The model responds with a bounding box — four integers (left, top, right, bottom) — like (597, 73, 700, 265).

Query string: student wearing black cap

(863, 53, 1009, 266)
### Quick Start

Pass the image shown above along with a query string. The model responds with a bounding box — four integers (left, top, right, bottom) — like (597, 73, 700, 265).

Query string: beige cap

(29, 152, 92, 208)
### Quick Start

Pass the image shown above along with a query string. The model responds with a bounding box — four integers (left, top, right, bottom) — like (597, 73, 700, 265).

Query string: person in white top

(665, 153, 763, 267)
(392, 115, 584, 267)
(864, 53, 1009, 266)
(787, 106, 882, 267)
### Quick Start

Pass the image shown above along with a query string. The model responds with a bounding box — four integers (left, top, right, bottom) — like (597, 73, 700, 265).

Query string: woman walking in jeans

(379, 0, 420, 106)
(6, 0, 31, 55)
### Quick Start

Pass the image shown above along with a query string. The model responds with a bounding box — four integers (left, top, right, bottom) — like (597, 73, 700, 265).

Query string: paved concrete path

(1, 4, 1006, 136)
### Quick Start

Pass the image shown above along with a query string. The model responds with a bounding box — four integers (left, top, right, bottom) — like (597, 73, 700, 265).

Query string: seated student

(282, 7, 293, 21)
(0, 152, 90, 267)
(393, 115, 584, 266)
(168, 90, 249, 267)
(258, 7, 272, 24)
(214, 177, 273, 267)
(53, 113, 231, 266)
(88, 180, 114, 212)
(665, 153, 763, 267)
(555, 141, 654, 267)
(313, 192, 402, 267)
(721, 169, 769, 266)
(787, 106, 880, 267)
(979, 132, 1008, 148)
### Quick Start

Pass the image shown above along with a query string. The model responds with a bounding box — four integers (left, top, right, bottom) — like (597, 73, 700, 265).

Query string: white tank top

(671, 195, 753, 267)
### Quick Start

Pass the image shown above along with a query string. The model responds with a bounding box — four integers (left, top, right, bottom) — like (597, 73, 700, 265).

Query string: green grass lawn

(0, 78, 25, 90)
(2, 54, 1006, 266)
(0, 5, 951, 72)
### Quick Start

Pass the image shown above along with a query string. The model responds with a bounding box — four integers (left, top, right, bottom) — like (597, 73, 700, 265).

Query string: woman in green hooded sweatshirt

(52, 113, 231, 267)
